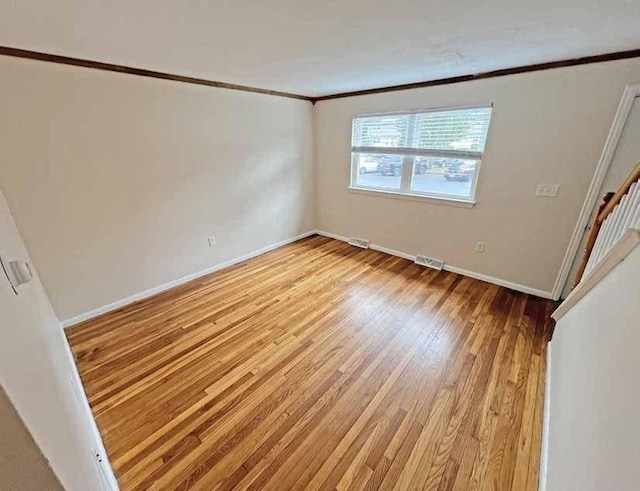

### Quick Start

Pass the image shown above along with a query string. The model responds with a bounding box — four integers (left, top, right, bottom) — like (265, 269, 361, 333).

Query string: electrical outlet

(475, 241, 485, 253)
(536, 184, 560, 198)
(207, 236, 216, 247)
(92, 447, 114, 489)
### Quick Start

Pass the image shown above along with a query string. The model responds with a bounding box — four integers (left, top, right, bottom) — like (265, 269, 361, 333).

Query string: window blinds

(352, 106, 492, 159)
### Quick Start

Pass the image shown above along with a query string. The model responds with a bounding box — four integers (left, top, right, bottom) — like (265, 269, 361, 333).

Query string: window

(350, 105, 493, 204)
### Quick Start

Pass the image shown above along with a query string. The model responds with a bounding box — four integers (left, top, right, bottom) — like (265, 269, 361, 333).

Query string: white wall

(314, 58, 640, 296)
(2, 54, 640, 322)
(0, 191, 113, 490)
(545, 244, 640, 491)
(562, 96, 640, 297)
(0, 56, 315, 323)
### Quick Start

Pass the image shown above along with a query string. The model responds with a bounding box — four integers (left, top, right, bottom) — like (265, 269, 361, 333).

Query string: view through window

(350, 106, 493, 202)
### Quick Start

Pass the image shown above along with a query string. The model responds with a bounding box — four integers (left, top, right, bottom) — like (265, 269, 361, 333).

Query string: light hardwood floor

(67, 235, 555, 490)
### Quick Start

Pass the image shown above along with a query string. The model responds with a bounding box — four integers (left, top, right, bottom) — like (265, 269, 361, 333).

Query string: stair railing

(575, 162, 640, 286)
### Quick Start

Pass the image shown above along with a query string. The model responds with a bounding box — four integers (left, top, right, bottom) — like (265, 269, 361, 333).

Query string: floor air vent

(348, 237, 370, 249)
(415, 255, 444, 270)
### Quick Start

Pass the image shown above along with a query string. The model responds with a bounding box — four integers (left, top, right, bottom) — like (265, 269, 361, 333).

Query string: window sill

(347, 187, 476, 208)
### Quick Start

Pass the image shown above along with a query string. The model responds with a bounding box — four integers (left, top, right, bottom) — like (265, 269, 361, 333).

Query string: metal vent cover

(415, 254, 444, 270)
(348, 237, 370, 249)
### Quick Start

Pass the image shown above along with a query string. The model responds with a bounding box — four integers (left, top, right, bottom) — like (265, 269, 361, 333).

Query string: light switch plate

(536, 184, 560, 198)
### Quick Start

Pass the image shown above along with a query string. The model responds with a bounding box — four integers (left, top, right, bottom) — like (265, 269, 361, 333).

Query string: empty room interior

(1, 2, 640, 490)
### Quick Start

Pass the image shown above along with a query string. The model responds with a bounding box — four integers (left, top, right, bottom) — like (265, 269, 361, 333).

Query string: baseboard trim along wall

(315, 230, 554, 299)
(538, 341, 552, 491)
(63, 228, 552, 328)
(60, 334, 119, 490)
(61, 230, 317, 328)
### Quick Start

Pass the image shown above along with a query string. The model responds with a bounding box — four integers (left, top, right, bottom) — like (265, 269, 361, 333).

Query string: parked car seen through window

(350, 106, 492, 202)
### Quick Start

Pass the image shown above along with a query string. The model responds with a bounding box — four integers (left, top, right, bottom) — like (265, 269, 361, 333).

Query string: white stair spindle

(601, 202, 623, 258)
(611, 192, 633, 245)
(586, 215, 612, 276)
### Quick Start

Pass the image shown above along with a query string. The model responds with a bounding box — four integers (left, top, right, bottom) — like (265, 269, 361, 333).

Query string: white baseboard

(315, 230, 554, 299)
(60, 331, 119, 490)
(61, 230, 316, 328)
(443, 264, 553, 299)
(539, 341, 552, 491)
(63, 228, 552, 328)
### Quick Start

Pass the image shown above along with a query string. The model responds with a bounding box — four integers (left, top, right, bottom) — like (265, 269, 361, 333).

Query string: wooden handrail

(574, 192, 614, 286)
(597, 162, 640, 223)
(575, 162, 640, 286)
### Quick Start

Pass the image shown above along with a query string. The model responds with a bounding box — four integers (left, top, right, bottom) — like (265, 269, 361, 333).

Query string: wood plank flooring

(67, 235, 555, 490)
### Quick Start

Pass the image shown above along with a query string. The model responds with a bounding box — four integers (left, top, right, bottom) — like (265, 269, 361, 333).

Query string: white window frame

(349, 104, 493, 206)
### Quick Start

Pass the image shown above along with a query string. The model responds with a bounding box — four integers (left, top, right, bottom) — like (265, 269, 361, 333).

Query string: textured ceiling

(1, 0, 639, 96)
